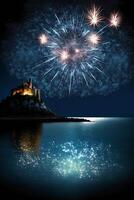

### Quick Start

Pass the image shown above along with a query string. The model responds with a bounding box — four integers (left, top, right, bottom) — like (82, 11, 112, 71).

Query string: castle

(10, 79, 41, 102)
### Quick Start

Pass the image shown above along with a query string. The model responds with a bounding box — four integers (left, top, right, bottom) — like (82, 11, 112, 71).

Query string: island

(0, 79, 90, 123)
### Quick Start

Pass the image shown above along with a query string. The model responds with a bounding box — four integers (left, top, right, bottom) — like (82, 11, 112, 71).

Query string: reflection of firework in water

(2, 4, 133, 97)
(18, 141, 120, 179)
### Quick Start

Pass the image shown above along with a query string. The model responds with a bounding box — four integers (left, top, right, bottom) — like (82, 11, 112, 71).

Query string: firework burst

(87, 5, 103, 26)
(2, 4, 132, 97)
(87, 33, 100, 45)
(38, 34, 48, 45)
(109, 12, 121, 27)
(32, 6, 121, 95)
(32, 10, 106, 95)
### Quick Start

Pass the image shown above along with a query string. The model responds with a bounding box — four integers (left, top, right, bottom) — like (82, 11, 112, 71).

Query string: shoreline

(0, 117, 91, 123)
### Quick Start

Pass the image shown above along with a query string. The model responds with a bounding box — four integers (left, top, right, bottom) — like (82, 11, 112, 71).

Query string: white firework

(87, 33, 101, 45)
(87, 5, 103, 26)
(109, 12, 121, 27)
(39, 34, 48, 45)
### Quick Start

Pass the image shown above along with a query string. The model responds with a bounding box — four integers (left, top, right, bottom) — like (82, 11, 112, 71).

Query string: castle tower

(34, 88, 37, 96)
(37, 89, 41, 102)
(29, 78, 33, 89)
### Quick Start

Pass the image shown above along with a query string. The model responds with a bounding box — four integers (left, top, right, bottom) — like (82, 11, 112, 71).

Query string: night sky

(0, 0, 134, 117)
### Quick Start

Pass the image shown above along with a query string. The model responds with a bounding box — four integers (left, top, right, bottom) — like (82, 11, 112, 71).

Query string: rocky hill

(0, 94, 55, 118)
(0, 80, 91, 122)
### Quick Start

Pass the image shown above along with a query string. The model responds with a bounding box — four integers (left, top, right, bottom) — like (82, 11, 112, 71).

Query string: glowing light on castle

(11, 79, 41, 101)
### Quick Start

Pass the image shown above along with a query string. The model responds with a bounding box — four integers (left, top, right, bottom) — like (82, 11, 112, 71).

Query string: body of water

(0, 118, 134, 199)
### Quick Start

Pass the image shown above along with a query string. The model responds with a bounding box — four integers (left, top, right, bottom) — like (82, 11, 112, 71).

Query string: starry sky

(0, 0, 134, 117)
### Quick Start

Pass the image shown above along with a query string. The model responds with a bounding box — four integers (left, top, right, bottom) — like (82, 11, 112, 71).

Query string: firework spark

(87, 5, 103, 26)
(39, 34, 48, 45)
(87, 33, 100, 45)
(109, 12, 121, 27)
(59, 50, 70, 62)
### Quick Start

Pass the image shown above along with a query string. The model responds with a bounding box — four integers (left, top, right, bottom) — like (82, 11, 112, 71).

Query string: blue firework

(1, 5, 133, 97)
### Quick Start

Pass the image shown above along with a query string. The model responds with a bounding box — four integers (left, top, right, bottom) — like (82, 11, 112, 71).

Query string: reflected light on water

(17, 141, 120, 179)
(72, 117, 107, 122)
(86, 117, 106, 122)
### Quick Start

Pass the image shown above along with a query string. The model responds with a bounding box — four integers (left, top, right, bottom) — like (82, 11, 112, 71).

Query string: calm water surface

(0, 118, 134, 199)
